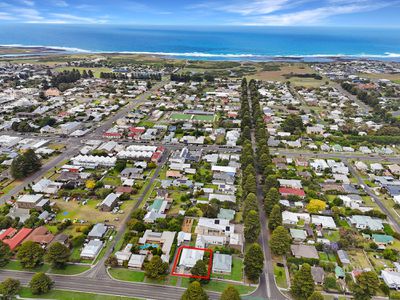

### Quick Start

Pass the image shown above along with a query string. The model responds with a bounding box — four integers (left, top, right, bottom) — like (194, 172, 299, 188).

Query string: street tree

(268, 204, 282, 231)
(0, 278, 20, 300)
(264, 187, 280, 215)
(181, 281, 208, 300)
(269, 226, 291, 255)
(244, 210, 260, 243)
(291, 263, 315, 299)
(29, 272, 53, 295)
(244, 243, 263, 282)
(243, 193, 258, 216)
(220, 286, 241, 300)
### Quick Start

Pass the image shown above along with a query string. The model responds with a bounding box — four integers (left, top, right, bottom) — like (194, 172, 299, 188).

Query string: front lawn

(0, 260, 50, 272)
(49, 264, 90, 275)
(203, 280, 256, 295)
(109, 268, 145, 282)
(212, 258, 243, 281)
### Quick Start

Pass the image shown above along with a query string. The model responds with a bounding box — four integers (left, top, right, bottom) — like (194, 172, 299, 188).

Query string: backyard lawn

(347, 250, 371, 270)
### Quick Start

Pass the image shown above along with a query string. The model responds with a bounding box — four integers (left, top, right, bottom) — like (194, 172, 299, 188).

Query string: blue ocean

(1, 24, 400, 61)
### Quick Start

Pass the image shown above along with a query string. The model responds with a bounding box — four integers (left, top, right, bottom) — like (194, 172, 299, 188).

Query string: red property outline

(170, 245, 213, 279)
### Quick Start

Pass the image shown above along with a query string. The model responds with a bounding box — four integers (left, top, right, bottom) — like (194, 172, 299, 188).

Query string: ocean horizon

(1, 24, 400, 61)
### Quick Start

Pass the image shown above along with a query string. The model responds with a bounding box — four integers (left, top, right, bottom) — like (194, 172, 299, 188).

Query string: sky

(0, 0, 399, 27)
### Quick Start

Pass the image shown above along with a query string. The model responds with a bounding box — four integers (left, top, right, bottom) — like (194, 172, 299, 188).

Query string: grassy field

(249, 63, 328, 87)
(55, 198, 135, 228)
(109, 268, 145, 282)
(19, 287, 141, 300)
(357, 72, 400, 83)
(170, 113, 192, 121)
(54, 67, 112, 78)
(192, 115, 216, 122)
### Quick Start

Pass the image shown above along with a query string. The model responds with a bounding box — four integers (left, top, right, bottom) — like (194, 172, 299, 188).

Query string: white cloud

(49, 13, 108, 24)
(202, 0, 397, 25)
(12, 7, 43, 21)
(217, 0, 290, 15)
(19, 0, 35, 6)
(0, 12, 15, 20)
(54, 0, 68, 7)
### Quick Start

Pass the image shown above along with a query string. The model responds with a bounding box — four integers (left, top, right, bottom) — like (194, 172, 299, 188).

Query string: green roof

(149, 199, 164, 211)
(217, 208, 235, 221)
(335, 266, 345, 277)
(290, 229, 307, 240)
(372, 234, 394, 244)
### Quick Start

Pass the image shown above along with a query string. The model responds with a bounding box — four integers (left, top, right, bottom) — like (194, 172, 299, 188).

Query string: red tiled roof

(279, 187, 305, 197)
(3, 228, 33, 251)
(0, 228, 17, 241)
(129, 127, 146, 134)
(103, 132, 122, 137)
(151, 152, 162, 161)
(116, 186, 133, 194)
(25, 226, 54, 245)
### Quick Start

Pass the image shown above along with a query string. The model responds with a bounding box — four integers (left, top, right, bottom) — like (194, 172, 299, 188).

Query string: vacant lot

(358, 72, 400, 83)
(348, 250, 371, 270)
(250, 63, 329, 87)
(55, 198, 135, 228)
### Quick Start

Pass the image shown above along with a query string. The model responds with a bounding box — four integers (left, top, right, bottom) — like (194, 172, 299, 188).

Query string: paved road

(85, 149, 170, 279)
(247, 89, 288, 300)
(0, 269, 221, 300)
(345, 159, 400, 233)
(0, 143, 81, 204)
(332, 82, 371, 115)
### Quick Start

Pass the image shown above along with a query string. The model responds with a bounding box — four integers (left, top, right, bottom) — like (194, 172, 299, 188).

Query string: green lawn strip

(18, 287, 141, 300)
(0, 260, 50, 272)
(181, 277, 190, 288)
(70, 246, 82, 261)
(273, 265, 288, 289)
(109, 268, 145, 282)
(203, 280, 256, 295)
(49, 264, 90, 275)
(168, 275, 178, 286)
